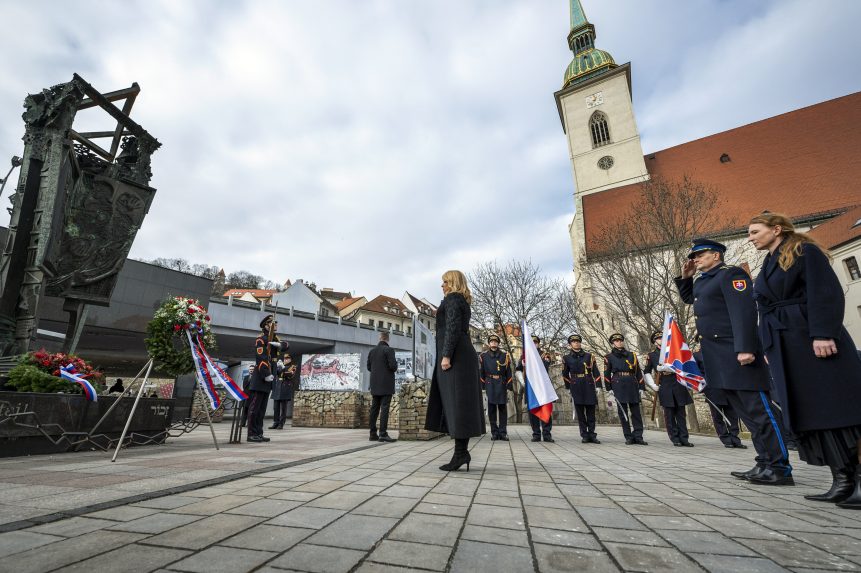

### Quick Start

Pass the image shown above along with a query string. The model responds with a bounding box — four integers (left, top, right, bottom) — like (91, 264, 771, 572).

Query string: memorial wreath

(6, 349, 104, 395)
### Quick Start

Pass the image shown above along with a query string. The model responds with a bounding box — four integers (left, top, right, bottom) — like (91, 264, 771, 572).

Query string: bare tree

(469, 259, 577, 421)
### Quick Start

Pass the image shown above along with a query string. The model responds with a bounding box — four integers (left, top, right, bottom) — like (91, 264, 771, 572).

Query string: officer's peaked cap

(687, 238, 727, 259)
(608, 333, 624, 344)
(531, 335, 541, 343)
(651, 331, 662, 342)
(487, 334, 501, 343)
(567, 334, 582, 344)
(260, 315, 274, 329)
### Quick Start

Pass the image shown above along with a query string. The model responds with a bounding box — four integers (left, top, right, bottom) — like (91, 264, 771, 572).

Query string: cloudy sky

(1, 0, 859, 302)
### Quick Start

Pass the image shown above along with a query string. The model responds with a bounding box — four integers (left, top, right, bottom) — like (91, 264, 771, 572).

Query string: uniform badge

(257, 347, 263, 355)
(732, 279, 747, 291)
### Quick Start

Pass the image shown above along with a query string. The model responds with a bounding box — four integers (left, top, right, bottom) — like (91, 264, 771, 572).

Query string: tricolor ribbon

(60, 364, 98, 402)
(185, 330, 247, 409)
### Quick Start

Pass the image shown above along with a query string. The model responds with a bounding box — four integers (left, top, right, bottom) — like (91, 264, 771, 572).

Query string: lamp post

(0, 156, 23, 202)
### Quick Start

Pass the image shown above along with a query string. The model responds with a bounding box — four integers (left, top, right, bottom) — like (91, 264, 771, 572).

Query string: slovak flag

(60, 364, 98, 402)
(658, 313, 706, 392)
(521, 320, 558, 423)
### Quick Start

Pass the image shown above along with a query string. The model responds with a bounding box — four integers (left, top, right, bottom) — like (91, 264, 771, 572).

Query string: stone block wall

(397, 378, 443, 441)
(292, 391, 370, 429)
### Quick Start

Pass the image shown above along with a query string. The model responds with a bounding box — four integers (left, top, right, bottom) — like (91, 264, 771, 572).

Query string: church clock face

(597, 155, 614, 170)
(585, 92, 604, 108)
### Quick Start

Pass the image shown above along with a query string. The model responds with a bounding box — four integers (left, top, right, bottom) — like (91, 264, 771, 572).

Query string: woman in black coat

(425, 269, 485, 471)
(749, 213, 861, 508)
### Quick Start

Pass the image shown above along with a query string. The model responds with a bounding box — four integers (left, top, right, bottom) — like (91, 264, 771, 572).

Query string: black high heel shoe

(439, 451, 471, 472)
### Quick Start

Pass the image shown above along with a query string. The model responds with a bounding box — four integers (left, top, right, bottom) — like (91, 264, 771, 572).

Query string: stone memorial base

(292, 391, 371, 429)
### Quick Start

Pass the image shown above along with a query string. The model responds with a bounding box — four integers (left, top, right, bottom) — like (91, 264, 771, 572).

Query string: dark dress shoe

(635, 439, 648, 445)
(625, 438, 635, 445)
(724, 444, 735, 448)
(681, 442, 694, 447)
(490, 435, 498, 441)
(370, 434, 379, 441)
(544, 437, 555, 443)
(673, 442, 683, 447)
(747, 468, 794, 486)
(247, 436, 263, 442)
(731, 465, 762, 479)
(260, 436, 271, 442)
(582, 438, 590, 443)
(805, 467, 854, 503)
(591, 438, 601, 444)
(378, 435, 396, 443)
(733, 443, 748, 449)
(499, 435, 509, 441)
(268, 424, 279, 429)
(531, 436, 541, 442)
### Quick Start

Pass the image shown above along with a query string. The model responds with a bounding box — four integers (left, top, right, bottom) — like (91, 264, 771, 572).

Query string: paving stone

(267, 490, 322, 502)
(533, 543, 620, 572)
(738, 538, 860, 570)
(219, 524, 314, 552)
(131, 495, 201, 510)
(265, 506, 345, 529)
(785, 531, 861, 556)
(389, 512, 463, 546)
(379, 484, 432, 499)
(530, 527, 602, 550)
(466, 503, 525, 530)
(269, 543, 365, 573)
(0, 530, 145, 573)
(592, 527, 672, 546)
(306, 489, 376, 510)
(85, 506, 161, 521)
(659, 530, 757, 556)
(604, 542, 707, 573)
(460, 523, 529, 547)
(306, 514, 397, 550)
(143, 514, 262, 550)
(169, 494, 257, 516)
(353, 496, 418, 518)
(0, 529, 64, 557)
(639, 514, 714, 531)
(52, 544, 191, 573)
(524, 506, 588, 532)
(108, 512, 203, 534)
(688, 553, 791, 573)
(168, 545, 275, 573)
(292, 479, 350, 493)
(367, 539, 453, 571)
(450, 539, 534, 571)
(28, 516, 116, 537)
(225, 498, 303, 517)
(354, 563, 419, 573)
(413, 501, 469, 517)
(691, 515, 791, 541)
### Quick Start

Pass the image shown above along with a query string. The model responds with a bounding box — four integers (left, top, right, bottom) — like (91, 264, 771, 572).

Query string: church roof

(563, 49, 617, 89)
(581, 91, 861, 255)
(807, 204, 861, 250)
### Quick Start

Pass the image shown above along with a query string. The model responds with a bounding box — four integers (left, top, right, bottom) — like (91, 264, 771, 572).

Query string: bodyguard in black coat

(562, 334, 602, 443)
(749, 213, 861, 506)
(479, 334, 513, 441)
(643, 331, 693, 447)
(367, 332, 398, 442)
(675, 238, 792, 485)
(603, 333, 647, 445)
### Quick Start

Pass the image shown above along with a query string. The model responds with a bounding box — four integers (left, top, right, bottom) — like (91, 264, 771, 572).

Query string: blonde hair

(442, 270, 472, 305)
(749, 212, 829, 271)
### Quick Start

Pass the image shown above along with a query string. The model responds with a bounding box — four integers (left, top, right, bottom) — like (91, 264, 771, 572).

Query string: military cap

(650, 331, 662, 343)
(487, 334, 501, 343)
(687, 238, 727, 259)
(531, 335, 541, 344)
(608, 333, 624, 344)
(567, 334, 582, 344)
(260, 315, 275, 329)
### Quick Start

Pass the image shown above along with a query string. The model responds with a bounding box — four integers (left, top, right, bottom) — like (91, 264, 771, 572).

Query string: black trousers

(574, 403, 596, 439)
(488, 403, 508, 437)
(707, 401, 742, 446)
(273, 399, 289, 427)
(529, 412, 552, 438)
(664, 405, 689, 444)
(617, 402, 644, 439)
(370, 394, 392, 435)
(725, 389, 791, 475)
(247, 390, 270, 438)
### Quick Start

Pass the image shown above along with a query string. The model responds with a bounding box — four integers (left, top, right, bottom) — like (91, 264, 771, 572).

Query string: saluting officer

(643, 331, 694, 447)
(675, 238, 792, 485)
(604, 333, 648, 445)
(246, 315, 284, 443)
(517, 335, 554, 443)
(562, 334, 602, 444)
(479, 334, 513, 441)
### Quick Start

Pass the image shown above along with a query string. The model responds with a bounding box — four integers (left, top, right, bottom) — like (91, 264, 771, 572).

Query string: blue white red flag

(521, 321, 558, 423)
(659, 313, 706, 392)
(60, 364, 98, 402)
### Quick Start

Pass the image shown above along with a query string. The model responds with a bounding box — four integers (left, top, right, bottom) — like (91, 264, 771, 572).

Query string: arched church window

(589, 111, 611, 148)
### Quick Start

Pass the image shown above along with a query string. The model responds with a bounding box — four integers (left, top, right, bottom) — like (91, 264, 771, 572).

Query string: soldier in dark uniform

(479, 334, 513, 441)
(694, 340, 745, 448)
(270, 354, 296, 430)
(240, 365, 254, 428)
(643, 331, 694, 447)
(517, 335, 554, 443)
(246, 315, 284, 443)
(562, 334, 602, 444)
(603, 333, 648, 445)
(675, 238, 792, 485)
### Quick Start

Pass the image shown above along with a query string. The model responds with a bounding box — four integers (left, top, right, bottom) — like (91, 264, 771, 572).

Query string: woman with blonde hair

(425, 270, 485, 471)
(749, 212, 861, 508)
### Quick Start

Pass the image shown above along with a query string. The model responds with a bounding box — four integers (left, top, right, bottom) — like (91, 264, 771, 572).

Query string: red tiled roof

(582, 92, 861, 255)
(335, 296, 364, 311)
(362, 295, 413, 317)
(808, 205, 861, 250)
(223, 288, 277, 298)
(406, 292, 437, 316)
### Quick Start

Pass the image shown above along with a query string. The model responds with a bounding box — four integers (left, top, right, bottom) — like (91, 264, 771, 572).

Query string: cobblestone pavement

(2, 425, 861, 572)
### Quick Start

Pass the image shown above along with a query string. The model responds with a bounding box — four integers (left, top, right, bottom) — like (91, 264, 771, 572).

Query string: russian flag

(60, 364, 98, 402)
(658, 313, 706, 392)
(521, 320, 558, 423)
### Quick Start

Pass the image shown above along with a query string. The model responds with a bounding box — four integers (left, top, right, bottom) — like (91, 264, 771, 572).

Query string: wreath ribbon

(185, 330, 247, 410)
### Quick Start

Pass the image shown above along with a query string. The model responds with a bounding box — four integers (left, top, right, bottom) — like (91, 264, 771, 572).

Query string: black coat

(249, 332, 279, 393)
(603, 348, 645, 404)
(755, 242, 861, 432)
(562, 351, 601, 405)
(675, 265, 771, 392)
(272, 360, 297, 401)
(644, 349, 693, 408)
(367, 341, 397, 396)
(479, 349, 512, 405)
(695, 350, 730, 405)
(425, 292, 486, 438)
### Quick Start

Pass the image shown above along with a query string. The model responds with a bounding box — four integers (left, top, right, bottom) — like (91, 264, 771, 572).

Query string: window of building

(387, 322, 392, 329)
(407, 326, 412, 334)
(377, 320, 384, 328)
(368, 318, 374, 326)
(589, 111, 610, 148)
(845, 256, 861, 281)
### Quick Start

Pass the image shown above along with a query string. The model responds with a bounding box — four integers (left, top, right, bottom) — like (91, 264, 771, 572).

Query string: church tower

(555, 0, 649, 265)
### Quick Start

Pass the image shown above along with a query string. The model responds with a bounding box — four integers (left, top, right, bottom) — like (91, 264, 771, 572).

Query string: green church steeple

(563, 0, 617, 89)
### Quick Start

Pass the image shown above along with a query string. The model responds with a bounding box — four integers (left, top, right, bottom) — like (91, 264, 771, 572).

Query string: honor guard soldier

(246, 315, 284, 443)
(517, 335, 554, 443)
(644, 331, 694, 447)
(603, 333, 648, 445)
(694, 341, 745, 448)
(479, 334, 513, 440)
(562, 334, 602, 444)
(675, 238, 792, 485)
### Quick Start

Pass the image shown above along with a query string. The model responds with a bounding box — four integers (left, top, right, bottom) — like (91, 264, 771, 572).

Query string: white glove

(606, 390, 615, 409)
(276, 360, 284, 369)
(269, 341, 282, 349)
(264, 375, 274, 382)
(656, 364, 673, 373)
(639, 390, 647, 400)
(644, 373, 659, 392)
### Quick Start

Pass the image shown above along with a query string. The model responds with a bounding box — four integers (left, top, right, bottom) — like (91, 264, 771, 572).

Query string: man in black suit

(367, 332, 398, 443)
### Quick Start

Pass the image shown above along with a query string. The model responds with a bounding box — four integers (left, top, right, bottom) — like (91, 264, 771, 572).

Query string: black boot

(439, 438, 471, 472)
(805, 466, 854, 503)
(837, 465, 861, 509)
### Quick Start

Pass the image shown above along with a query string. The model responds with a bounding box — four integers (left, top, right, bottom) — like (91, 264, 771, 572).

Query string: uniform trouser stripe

(759, 391, 790, 469)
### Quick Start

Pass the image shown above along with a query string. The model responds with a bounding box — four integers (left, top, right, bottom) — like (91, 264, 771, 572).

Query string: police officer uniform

(694, 346, 744, 448)
(517, 335, 554, 443)
(479, 334, 513, 441)
(270, 355, 296, 430)
(643, 331, 694, 447)
(247, 315, 283, 443)
(562, 334, 602, 443)
(603, 333, 647, 445)
(675, 238, 792, 484)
